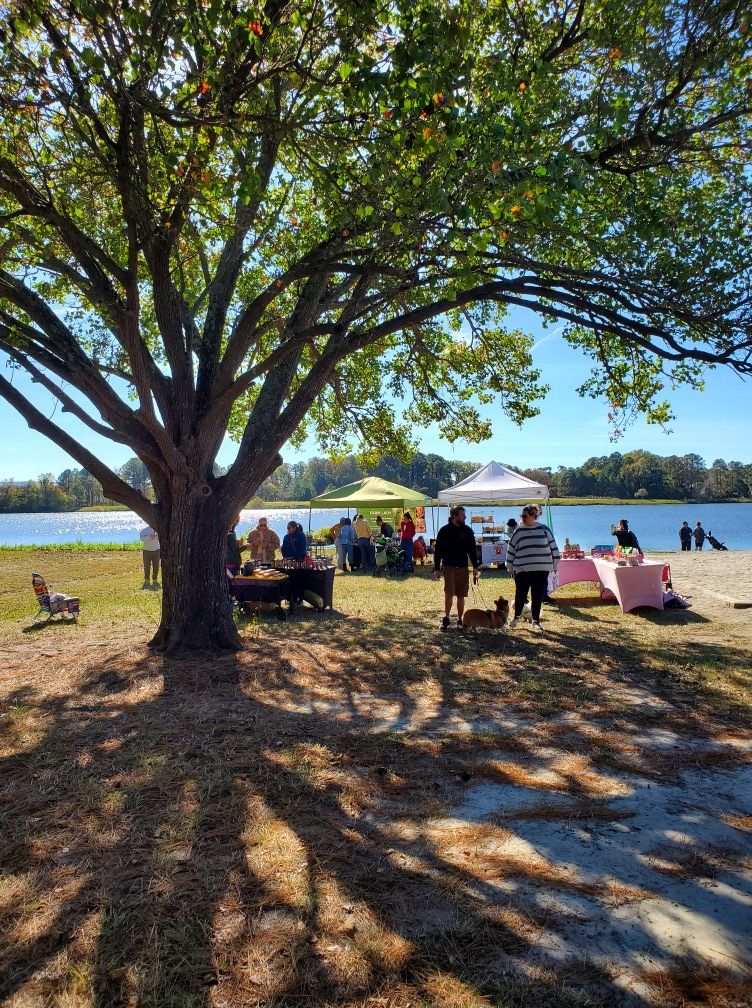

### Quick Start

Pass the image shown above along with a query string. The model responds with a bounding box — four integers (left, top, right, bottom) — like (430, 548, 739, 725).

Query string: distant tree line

(0, 457, 151, 512)
(258, 450, 752, 502)
(2, 450, 750, 513)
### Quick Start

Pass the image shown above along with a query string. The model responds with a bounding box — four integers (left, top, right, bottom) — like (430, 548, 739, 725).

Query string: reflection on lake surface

(0, 502, 750, 550)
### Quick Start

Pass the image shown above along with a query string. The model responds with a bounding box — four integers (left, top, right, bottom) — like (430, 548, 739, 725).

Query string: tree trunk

(150, 493, 241, 655)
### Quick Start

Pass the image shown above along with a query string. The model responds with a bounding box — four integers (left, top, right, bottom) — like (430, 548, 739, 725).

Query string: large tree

(0, 0, 750, 653)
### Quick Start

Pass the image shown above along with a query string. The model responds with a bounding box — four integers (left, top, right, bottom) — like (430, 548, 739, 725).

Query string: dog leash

(471, 576, 489, 607)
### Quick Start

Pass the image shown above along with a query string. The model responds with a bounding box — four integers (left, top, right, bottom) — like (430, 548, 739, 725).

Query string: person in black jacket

(434, 505, 479, 631)
(612, 518, 641, 552)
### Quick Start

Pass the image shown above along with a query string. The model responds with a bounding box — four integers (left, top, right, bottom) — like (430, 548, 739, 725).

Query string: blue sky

(1, 307, 750, 480)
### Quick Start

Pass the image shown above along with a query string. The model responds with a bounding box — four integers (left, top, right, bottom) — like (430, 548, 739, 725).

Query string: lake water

(0, 503, 750, 551)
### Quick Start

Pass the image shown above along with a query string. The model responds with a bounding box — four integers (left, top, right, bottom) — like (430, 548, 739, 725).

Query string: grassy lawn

(1, 551, 751, 1008)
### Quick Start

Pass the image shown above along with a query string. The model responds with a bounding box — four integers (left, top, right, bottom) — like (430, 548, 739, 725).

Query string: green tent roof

(309, 477, 432, 509)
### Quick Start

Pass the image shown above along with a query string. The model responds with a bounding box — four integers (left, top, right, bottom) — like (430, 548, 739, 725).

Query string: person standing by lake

(139, 525, 160, 590)
(693, 521, 706, 551)
(679, 521, 692, 551)
(613, 518, 641, 552)
(507, 505, 560, 633)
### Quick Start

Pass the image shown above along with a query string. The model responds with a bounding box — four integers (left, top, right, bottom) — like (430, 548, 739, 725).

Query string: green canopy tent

(308, 477, 432, 538)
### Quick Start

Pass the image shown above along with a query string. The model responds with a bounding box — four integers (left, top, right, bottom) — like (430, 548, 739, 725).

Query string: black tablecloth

(230, 576, 290, 609)
(280, 566, 335, 609)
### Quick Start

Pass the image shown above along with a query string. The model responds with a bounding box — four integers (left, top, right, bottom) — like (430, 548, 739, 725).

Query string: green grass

(77, 503, 131, 511)
(0, 541, 141, 551)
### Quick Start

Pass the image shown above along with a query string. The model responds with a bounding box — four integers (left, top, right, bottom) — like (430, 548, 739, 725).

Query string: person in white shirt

(139, 525, 160, 590)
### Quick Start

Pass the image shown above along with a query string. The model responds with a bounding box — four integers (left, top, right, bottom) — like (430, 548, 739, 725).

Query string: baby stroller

(707, 531, 728, 551)
(373, 538, 406, 577)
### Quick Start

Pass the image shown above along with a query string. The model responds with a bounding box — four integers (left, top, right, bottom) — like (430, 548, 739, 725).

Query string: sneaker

(531, 621, 543, 633)
(507, 618, 519, 629)
(152, 581, 160, 590)
(456, 618, 464, 631)
(441, 616, 451, 632)
(141, 581, 150, 590)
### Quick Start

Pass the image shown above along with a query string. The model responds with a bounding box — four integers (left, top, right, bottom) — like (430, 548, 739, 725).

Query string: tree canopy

(0, 0, 750, 651)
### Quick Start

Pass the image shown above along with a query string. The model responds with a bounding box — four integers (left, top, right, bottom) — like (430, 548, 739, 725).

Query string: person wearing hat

(247, 516, 280, 563)
(506, 505, 560, 633)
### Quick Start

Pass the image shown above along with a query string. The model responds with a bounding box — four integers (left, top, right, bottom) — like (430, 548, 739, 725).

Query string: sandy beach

(649, 550, 752, 632)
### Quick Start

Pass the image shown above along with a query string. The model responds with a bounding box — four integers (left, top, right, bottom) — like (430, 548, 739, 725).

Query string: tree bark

(150, 492, 241, 655)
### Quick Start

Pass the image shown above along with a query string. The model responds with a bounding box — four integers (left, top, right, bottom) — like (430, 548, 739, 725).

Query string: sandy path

(647, 551, 752, 639)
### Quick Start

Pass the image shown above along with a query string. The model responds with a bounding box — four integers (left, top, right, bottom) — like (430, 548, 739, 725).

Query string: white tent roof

(438, 461, 549, 504)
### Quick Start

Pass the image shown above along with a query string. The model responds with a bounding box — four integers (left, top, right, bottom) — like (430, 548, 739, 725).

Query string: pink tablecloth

(553, 558, 664, 613)
(556, 558, 599, 587)
(591, 558, 664, 613)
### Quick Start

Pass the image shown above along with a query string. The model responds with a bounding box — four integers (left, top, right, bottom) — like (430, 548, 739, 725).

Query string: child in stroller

(373, 537, 407, 577)
(706, 530, 728, 550)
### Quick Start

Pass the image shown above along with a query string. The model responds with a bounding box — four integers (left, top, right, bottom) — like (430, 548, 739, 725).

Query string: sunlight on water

(0, 503, 750, 550)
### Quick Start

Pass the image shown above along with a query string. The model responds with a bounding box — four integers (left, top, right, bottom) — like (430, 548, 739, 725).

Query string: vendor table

(556, 557, 599, 587)
(275, 565, 336, 610)
(553, 557, 664, 613)
(591, 557, 664, 613)
(480, 539, 507, 566)
(230, 573, 291, 619)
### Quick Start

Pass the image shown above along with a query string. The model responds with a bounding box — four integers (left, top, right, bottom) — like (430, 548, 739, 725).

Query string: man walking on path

(434, 505, 479, 631)
(506, 505, 560, 633)
(679, 522, 692, 551)
(139, 525, 161, 590)
(693, 522, 706, 551)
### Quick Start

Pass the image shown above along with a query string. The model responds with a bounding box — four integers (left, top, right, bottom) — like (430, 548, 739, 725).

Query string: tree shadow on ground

(1, 617, 750, 1008)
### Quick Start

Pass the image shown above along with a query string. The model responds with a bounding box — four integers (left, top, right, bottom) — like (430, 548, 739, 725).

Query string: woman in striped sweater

(506, 505, 560, 633)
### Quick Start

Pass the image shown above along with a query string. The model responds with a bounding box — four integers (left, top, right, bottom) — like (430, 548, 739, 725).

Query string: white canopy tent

(438, 461, 549, 504)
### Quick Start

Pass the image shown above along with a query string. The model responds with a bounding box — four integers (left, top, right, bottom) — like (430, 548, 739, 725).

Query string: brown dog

(462, 596, 510, 629)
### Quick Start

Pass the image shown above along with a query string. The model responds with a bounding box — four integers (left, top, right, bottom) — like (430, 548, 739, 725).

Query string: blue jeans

(338, 543, 354, 569)
(401, 539, 413, 570)
(358, 537, 374, 569)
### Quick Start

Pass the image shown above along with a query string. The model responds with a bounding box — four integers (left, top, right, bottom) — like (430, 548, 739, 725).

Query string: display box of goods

(470, 516, 484, 524)
(562, 550, 586, 559)
(591, 546, 613, 558)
